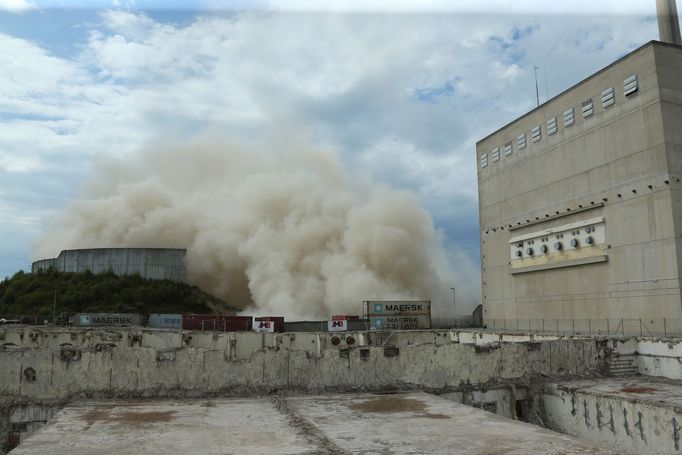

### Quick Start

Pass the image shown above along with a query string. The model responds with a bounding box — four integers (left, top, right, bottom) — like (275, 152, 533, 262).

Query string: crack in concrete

(270, 394, 350, 455)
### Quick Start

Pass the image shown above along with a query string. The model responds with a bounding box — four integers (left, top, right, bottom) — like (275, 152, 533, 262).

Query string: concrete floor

(12, 392, 614, 455)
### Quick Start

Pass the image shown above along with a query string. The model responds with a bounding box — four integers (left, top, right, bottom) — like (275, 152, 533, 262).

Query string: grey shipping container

(73, 313, 141, 327)
(368, 314, 431, 330)
(363, 300, 431, 316)
(149, 314, 182, 329)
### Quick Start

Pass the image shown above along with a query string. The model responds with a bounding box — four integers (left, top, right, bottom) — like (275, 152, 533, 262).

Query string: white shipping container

(73, 313, 141, 327)
(328, 320, 348, 332)
(254, 320, 275, 333)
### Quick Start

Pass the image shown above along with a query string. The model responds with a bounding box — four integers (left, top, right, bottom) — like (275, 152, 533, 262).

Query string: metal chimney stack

(657, 0, 682, 45)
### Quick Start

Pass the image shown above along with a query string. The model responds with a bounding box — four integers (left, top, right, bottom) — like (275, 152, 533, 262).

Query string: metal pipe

(657, 0, 682, 45)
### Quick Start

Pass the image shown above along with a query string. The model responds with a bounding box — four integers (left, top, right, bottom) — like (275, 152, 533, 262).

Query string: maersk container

(149, 314, 182, 329)
(73, 313, 141, 327)
(182, 314, 253, 332)
(363, 301, 431, 317)
(368, 314, 431, 330)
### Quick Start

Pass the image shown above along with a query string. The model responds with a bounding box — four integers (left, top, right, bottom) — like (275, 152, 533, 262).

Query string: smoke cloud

(35, 137, 458, 319)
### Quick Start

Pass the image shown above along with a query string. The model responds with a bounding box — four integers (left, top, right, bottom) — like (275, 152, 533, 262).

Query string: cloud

(0, 0, 35, 13)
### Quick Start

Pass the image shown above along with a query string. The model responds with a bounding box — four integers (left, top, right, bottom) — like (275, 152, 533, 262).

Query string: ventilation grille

(601, 87, 615, 108)
(517, 133, 527, 150)
(504, 142, 513, 156)
(531, 126, 541, 143)
(491, 147, 500, 162)
(582, 99, 594, 118)
(563, 108, 575, 127)
(547, 117, 557, 135)
(624, 74, 638, 96)
(480, 153, 488, 168)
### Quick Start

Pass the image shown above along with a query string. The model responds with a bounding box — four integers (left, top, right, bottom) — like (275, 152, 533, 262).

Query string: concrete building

(477, 40, 682, 323)
(31, 248, 186, 282)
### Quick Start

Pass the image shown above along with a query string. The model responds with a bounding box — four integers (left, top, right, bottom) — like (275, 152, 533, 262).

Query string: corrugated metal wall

(31, 248, 186, 282)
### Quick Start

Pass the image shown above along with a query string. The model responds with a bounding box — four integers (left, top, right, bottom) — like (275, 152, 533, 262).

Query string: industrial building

(477, 39, 682, 324)
(31, 248, 186, 282)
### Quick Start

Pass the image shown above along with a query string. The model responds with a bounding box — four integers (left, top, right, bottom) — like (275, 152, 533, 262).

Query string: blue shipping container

(149, 314, 182, 329)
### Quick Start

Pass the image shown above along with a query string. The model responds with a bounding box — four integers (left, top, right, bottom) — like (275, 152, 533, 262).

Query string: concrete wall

(541, 381, 681, 455)
(477, 41, 682, 322)
(0, 327, 604, 401)
(610, 336, 682, 379)
(31, 248, 187, 282)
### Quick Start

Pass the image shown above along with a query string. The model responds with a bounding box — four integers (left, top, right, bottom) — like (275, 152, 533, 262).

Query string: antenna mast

(533, 66, 540, 107)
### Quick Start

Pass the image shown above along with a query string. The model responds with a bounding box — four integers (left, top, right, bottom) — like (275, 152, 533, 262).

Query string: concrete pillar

(657, 0, 682, 45)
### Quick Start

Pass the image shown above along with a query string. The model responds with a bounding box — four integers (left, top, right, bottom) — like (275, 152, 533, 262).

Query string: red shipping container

(332, 315, 360, 321)
(255, 316, 284, 333)
(182, 314, 252, 332)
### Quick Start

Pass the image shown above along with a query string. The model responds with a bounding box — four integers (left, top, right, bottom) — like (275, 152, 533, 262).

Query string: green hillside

(0, 269, 227, 321)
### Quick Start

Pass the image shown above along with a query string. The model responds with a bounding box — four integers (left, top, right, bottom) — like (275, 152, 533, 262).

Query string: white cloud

(0, 0, 35, 13)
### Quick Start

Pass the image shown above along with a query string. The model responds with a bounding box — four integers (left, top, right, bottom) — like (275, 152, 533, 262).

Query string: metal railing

(482, 318, 682, 337)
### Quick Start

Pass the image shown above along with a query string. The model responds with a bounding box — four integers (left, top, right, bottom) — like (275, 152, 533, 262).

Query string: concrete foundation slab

(13, 392, 613, 454)
(542, 377, 682, 455)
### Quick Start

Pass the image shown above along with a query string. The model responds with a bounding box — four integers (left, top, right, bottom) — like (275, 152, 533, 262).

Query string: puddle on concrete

(349, 396, 450, 420)
(79, 408, 175, 427)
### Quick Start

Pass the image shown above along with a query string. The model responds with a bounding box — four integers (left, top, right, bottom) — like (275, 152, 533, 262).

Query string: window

(480, 153, 488, 168)
(547, 117, 557, 135)
(601, 87, 615, 108)
(504, 142, 512, 156)
(517, 133, 527, 149)
(563, 108, 574, 127)
(582, 99, 593, 118)
(531, 125, 541, 143)
(624, 74, 638, 96)
(491, 147, 500, 162)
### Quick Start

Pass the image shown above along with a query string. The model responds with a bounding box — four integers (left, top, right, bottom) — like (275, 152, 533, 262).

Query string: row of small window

(480, 74, 639, 169)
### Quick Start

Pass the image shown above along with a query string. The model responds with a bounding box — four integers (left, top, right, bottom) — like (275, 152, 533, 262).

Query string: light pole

(450, 287, 456, 327)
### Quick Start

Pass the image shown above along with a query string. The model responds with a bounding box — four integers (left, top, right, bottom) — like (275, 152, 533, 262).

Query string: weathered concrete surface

(0, 327, 605, 400)
(541, 377, 682, 455)
(12, 393, 615, 455)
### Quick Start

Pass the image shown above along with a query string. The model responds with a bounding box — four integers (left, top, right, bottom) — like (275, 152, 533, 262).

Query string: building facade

(31, 248, 187, 282)
(477, 41, 682, 324)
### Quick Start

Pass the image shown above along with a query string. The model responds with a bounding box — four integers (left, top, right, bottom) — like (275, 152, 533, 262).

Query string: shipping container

(254, 316, 284, 333)
(149, 314, 182, 329)
(73, 313, 141, 327)
(283, 320, 329, 332)
(347, 319, 370, 331)
(182, 314, 252, 332)
(363, 300, 431, 317)
(331, 315, 360, 321)
(328, 320, 347, 331)
(368, 314, 431, 330)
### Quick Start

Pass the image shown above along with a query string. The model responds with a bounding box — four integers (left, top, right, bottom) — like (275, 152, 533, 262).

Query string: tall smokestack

(657, 0, 682, 45)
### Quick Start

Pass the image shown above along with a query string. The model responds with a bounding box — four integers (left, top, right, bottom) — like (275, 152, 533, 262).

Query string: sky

(0, 0, 662, 302)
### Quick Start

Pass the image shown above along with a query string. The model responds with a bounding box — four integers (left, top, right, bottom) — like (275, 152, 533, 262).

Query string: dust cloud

(35, 138, 458, 319)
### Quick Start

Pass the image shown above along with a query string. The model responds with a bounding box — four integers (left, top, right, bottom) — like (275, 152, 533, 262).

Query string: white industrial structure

(31, 248, 186, 282)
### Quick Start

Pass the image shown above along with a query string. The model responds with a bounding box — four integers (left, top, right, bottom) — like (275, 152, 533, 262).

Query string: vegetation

(0, 269, 221, 320)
